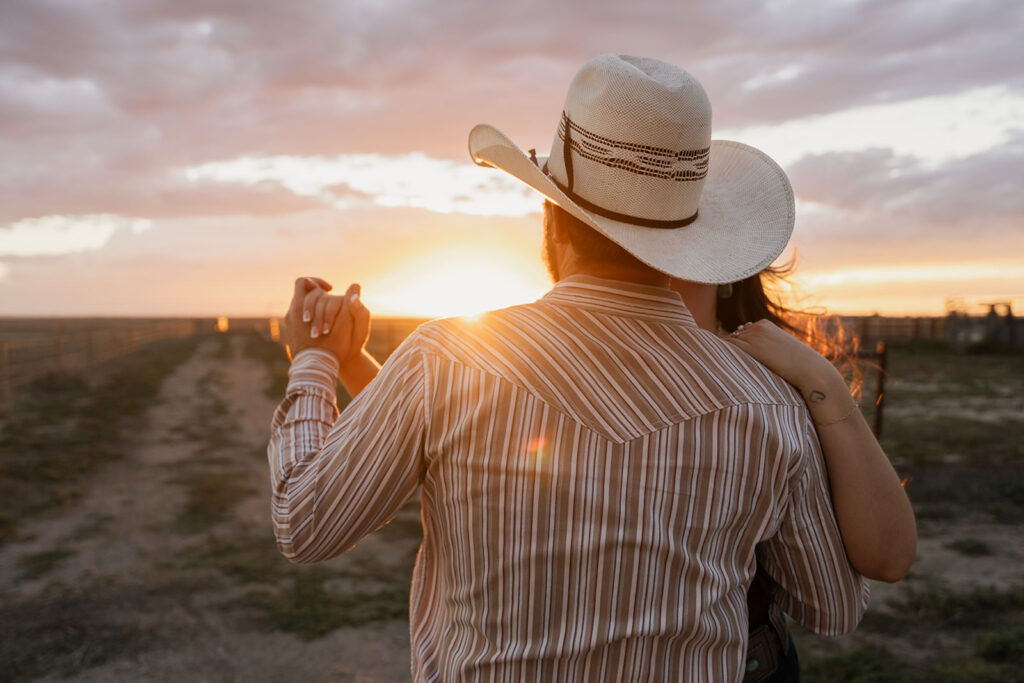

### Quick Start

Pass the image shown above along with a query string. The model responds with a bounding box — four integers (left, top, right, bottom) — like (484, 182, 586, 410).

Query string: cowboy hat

(468, 54, 794, 284)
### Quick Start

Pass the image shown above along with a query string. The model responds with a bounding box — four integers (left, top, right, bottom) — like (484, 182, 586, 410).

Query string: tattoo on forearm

(809, 389, 827, 403)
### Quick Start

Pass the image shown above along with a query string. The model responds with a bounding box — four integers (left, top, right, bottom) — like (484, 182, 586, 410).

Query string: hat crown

(570, 55, 712, 149)
(546, 54, 713, 224)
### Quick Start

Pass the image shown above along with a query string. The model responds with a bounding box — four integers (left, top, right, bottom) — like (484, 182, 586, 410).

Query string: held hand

(284, 277, 371, 367)
(310, 283, 372, 368)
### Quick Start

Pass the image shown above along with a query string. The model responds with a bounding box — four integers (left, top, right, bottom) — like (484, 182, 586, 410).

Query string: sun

(366, 245, 550, 319)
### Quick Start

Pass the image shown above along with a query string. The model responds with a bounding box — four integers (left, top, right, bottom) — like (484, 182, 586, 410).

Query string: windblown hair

(720, 265, 863, 397)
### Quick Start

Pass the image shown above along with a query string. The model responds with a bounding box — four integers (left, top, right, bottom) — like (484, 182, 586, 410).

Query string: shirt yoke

(411, 301, 807, 444)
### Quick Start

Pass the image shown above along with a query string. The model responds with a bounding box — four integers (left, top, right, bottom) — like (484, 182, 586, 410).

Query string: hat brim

(468, 124, 795, 284)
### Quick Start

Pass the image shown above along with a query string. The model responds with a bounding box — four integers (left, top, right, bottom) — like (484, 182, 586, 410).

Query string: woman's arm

(727, 320, 917, 583)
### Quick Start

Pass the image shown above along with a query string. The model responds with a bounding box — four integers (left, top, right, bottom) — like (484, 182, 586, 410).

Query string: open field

(1, 331, 1022, 682)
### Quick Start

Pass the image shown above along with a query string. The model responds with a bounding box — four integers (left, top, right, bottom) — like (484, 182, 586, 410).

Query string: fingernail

(303, 311, 311, 323)
(351, 294, 360, 304)
(310, 327, 319, 339)
(322, 323, 330, 333)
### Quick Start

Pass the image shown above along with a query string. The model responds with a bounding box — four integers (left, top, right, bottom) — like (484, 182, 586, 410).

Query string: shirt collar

(541, 274, 698, 326)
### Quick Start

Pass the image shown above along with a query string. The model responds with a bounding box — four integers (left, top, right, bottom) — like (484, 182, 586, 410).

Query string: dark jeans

(767, 634, 800, 683)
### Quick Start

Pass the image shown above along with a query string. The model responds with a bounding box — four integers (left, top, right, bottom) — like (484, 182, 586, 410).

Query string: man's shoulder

(706, 333, 807, 410)
(414, 300, 807, 414)
(412, 300, 549, 349)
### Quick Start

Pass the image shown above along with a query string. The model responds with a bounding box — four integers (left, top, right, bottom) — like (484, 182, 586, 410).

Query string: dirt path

(1, 335, 418, 682)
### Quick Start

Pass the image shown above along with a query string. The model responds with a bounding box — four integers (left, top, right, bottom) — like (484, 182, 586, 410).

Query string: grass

(801, 583, 1024, 682)
(242, 333, 352, 408)
(883, 417, 1024, 465)
(0, 335, 204, 545)
(800, 588, 1024, 681)
(894, 464, 1024, 523)
(894, 583, 1024, 630)
(192, 530, 291, 585)
(975, 622, 1024, 663)
(172, 467, 256, 534)
(0, 591, 153, 681)
(802, 644, 913, 683)
(16, 546, 75, 580)
(241, 334, 291, 399)
(256, 567, 410, 640)
(945, 537, 993, 556)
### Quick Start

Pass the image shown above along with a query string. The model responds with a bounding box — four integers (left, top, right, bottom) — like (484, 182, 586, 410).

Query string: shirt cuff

(288, 348, 339, 390)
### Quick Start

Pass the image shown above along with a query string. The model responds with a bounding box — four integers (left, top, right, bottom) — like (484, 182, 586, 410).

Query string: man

(269, 54, 867, 681)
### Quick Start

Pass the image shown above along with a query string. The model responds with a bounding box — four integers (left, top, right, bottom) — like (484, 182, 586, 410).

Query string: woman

(672, 270, 917, 682)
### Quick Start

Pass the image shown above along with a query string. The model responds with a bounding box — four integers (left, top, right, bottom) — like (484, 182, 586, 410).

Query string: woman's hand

(284, 277, 370, 367)
(724, 319, 853, 425)
(723, 320, 832, 392)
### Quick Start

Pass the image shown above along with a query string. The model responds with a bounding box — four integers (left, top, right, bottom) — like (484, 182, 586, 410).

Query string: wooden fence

(0, 319, 209, 410)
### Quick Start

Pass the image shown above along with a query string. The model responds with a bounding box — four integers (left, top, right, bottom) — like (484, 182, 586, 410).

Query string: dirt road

(1, 335, 419, 682)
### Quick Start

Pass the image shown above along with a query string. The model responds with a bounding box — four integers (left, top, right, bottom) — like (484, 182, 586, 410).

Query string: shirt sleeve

(757, 414, 870, 635)
(267, 338, 427, 563)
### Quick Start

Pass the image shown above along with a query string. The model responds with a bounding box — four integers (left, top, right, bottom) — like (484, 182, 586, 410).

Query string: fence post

(874, 340, 887, 438)
(0, 341, 11, 410)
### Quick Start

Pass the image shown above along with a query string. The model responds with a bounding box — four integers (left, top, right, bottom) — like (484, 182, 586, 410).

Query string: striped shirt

(268, 274, 868, 682)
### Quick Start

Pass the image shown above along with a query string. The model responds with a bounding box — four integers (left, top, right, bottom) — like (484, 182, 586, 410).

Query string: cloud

(788, 132, 1024, 231)
(719, 86, 1024, 168)
(0, 214, 151, 257)
(182, 153, 539, 217)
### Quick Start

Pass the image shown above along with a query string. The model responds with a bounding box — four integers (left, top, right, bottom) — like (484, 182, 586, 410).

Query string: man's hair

(543, 200, 649, 270)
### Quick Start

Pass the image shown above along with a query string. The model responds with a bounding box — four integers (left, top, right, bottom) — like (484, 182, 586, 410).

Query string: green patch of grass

(945, 538, 992, 557)
(193, 531, 290, 585)
(894, 464, 1024, 522)
(857, 608, 908, 636)
(893, 583, 1024, 630)
(241, 333, 352, 407)
(0, 591, 153, 681)
(257, 567, 409, 640)
(173, 468, 255, 534)
(975, 622, 1024, 663)
(211, 333, 234, 360)
(928, 656, 1008, 683)
(815, 583, 1024, 682)
(0, 335, 204, 546)
(885, 418, 1024, 466)
(242, 334, 291, 399)
(16, 547, 75, 580)
(802, 644, 913, 683)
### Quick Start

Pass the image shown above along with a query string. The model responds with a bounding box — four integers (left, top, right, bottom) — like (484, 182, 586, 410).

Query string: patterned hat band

(547, 112, 707, 229)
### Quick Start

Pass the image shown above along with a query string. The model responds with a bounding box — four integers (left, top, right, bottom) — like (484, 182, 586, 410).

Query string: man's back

(269, 275, 867, 682)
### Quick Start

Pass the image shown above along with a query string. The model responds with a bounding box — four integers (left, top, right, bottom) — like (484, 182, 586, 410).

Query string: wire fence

(0, 319, 210, 410)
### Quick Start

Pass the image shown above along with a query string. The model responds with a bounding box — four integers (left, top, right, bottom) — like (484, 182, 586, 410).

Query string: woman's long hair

(719, 263, 864, 397)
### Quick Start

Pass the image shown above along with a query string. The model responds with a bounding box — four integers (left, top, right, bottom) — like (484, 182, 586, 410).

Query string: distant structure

(945, 301, 1019, 350)
(839, 299, 1022, 352)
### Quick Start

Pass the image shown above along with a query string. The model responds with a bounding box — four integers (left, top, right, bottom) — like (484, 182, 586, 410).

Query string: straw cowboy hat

(468, 54, 795, 284)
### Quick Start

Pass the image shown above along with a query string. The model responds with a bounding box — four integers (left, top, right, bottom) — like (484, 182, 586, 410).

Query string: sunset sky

(1, 0, 1022, 318)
